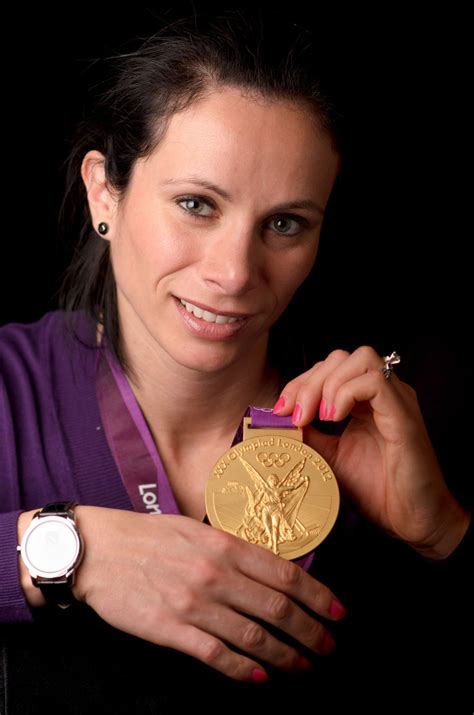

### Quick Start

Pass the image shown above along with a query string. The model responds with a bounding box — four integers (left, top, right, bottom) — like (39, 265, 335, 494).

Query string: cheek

(273, 245, 319, 302)
(112, 213, 193, 291)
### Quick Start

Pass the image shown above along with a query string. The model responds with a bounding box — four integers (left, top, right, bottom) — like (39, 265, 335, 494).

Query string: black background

(1, 5, 471, 494)
(0, 4, 472, 709)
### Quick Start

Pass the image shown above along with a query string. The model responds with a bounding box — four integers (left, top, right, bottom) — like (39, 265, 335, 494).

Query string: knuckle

(194, 559, 220, 589)
(273, 647, 301, 672)
(282, 649, 302, 671)
(306, 619, 325, 649)
(277, 558, 301, 589)
(355, 344, 377, 361)
(173, 588, 196, 617)
(328, 348, 349, 362)
(281, 377, 299, 392)
(312, 585, 325, 610)
(213, 530, 235, 559)
(268, 591, 292, 621)
(241, 621, 266, 649)
(200, 637, 224, 666)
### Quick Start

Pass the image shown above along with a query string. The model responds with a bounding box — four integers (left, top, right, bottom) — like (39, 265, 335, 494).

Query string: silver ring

(381, 351, 401, 380)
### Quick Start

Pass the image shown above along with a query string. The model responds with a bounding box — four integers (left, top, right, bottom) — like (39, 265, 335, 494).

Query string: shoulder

(0, 309, 97, 398)
(0, 310, 62, 359)
(0, 311, 60, 390)
(0, 309, 95, 368)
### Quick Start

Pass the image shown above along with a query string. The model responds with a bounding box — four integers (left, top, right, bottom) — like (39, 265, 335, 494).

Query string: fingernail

(251, 668, 269, 683)
(292, 403, 302, 425)
(295, 655, 313, 671)
(272, 395, 286, 414)
(328, 404, 336, 421)
(322, 633, 337, 655)
(319, 399, 327, 420)
(329, 599, 346, 620)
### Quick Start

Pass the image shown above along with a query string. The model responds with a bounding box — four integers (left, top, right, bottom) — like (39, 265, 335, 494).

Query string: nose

(201, 225, 262, 297)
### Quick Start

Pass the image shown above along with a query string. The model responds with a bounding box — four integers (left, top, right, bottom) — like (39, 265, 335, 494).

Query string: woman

(1, 9, 471, 712)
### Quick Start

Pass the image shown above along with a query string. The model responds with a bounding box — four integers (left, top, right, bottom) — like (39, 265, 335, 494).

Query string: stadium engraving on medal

(205, 417, 340, 560)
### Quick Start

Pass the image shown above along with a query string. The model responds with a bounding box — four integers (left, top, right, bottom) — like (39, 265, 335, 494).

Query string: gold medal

(205, 414, 339, 560)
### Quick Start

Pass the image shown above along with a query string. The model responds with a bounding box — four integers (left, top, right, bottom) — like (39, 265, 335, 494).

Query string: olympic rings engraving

(256, 452, 291, 468)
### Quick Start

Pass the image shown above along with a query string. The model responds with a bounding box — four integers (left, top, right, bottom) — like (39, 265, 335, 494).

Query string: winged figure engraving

(235, 455, 310, 555)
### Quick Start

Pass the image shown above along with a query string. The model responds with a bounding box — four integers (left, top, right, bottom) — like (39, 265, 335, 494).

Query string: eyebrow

(160, 175, 325, 216)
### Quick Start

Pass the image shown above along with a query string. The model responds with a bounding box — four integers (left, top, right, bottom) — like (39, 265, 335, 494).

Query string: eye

(175, 195, 214, 218)
(269, 215, 308, 237)
(175, 194, 309, 237)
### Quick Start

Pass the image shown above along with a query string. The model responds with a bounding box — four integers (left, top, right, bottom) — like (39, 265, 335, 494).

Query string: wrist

(70, 504, 113, 604)
(70, 504, 91, 602)
(410, 501, 472, 561)
(17, 503, 87, 609)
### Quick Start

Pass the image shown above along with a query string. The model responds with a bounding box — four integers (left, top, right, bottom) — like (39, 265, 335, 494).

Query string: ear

(80, 150, 119, 240)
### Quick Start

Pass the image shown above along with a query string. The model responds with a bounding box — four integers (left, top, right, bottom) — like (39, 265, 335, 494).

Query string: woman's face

(94, 87, 340, 372)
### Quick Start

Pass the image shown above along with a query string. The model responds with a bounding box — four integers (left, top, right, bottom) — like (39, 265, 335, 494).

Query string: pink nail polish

(319, 399, 327, 420)
(251, 668, 269, 683)
(322, 633, 337, 655)
(329, 599, 346, 620)
(328, 404, 336, 421)
(292, 403, 302, 425)
(272, 395, 285, 414)
(295, 655, 313, 671)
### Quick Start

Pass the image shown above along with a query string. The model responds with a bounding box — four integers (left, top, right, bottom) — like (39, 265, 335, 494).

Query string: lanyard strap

(96, 345, 315, 571)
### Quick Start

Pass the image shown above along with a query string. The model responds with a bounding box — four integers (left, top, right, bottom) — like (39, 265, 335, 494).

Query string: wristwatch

(17, 501, 84, 609)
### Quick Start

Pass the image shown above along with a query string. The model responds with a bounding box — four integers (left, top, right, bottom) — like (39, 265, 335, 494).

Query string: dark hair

(57, 8, 344, 388)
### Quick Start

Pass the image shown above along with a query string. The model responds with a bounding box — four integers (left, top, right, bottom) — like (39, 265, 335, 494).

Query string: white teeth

(180, 298, 243, 324)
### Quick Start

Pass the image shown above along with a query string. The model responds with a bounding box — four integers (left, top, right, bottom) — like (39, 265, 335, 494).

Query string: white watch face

(21, 516, 82, 579)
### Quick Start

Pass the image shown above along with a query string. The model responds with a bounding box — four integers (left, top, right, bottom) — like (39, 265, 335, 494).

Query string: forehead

(138, 87, 339, 199)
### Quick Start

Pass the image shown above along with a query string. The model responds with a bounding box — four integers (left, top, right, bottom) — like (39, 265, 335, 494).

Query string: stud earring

(97, 222, 109, 236)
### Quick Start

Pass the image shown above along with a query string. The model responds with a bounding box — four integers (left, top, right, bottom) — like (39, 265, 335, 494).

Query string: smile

(178, 298, 247, 324)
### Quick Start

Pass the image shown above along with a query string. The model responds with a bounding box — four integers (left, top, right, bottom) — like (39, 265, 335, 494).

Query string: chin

(172, 344, 242, 373)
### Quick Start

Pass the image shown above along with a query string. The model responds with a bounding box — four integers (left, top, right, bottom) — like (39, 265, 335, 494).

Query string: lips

(173, 296, 250, 340)
(175, 295, 250, 319)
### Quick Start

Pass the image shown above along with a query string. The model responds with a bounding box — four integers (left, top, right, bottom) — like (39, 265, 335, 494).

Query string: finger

(191, 601, 332, 676)
(169, 622, 272, 682)
(328, 372, 418, 439)
(221, 571, 337, 659)
(232, 538, 347, 625)
(293, 346, 397, 425)
(272, 350, 350, 423)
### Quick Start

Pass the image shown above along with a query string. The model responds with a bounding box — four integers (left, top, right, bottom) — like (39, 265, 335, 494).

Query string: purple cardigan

(0, 311, 142, 622)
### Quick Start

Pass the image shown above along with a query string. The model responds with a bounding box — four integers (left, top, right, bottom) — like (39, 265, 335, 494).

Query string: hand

(71, 506, 346, 682)
(273, 346, 470, 557)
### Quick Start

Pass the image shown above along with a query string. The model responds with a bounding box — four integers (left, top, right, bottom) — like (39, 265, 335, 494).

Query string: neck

(105, 318, 281, 453)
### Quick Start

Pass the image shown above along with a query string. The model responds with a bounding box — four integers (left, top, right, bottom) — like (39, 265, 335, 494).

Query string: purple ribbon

(96, 344, 314, 571)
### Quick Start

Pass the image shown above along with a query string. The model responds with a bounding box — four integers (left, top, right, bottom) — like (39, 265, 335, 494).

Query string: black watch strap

(35, 501, 80, 609)
(38, 579, 76, 608)
(37, 501, 78, 517)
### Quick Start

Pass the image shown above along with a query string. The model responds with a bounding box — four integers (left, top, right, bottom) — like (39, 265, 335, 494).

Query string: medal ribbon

(96, 343, 315, 571)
